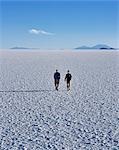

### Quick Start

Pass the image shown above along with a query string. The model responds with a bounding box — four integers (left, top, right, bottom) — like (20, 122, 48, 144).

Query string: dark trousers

(67, 80, 70, 89)
(54, 79, 59, 89)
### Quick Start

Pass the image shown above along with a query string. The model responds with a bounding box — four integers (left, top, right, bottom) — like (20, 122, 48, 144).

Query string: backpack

(54, 72, 60, 80)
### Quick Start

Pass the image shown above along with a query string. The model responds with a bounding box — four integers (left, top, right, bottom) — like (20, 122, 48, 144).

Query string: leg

(55, 80, 59, 90)
(67, 81, 70, 91)
(56, 83, 58, 90)
(54, 80, 57, 90)
(69, 81, 70, 89)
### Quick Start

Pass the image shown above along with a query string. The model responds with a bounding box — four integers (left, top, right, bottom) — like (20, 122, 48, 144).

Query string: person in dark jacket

(54, 70, 60, 90)
(65, 70, 72, 91)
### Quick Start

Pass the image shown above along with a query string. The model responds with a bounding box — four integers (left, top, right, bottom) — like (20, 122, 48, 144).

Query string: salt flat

(0, 50, 119, 150)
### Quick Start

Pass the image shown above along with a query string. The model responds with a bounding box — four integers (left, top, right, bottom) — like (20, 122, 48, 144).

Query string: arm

(64, 74, 67, 81)
(54, 73, 56, 79)
(59, 73, 60, 80)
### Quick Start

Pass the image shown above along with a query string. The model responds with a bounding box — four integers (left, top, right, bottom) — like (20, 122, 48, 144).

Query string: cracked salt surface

(0, 50, 119, 150)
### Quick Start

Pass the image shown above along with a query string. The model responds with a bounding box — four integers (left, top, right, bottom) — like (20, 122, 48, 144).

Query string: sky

(0, 0, 119, 49)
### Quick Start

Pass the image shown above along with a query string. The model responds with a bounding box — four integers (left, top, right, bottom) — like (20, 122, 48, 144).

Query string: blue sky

(0, 0, 119, 49)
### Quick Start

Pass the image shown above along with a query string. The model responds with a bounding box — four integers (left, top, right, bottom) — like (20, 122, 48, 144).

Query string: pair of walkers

(54, 70, 72, 91)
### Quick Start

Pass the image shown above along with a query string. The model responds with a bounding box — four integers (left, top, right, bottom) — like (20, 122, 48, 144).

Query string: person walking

(54, 69, 60, 91)
(65, 70, 72, 91)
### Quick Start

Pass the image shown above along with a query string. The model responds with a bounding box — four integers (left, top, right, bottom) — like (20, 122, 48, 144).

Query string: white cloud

(29, 29, 54, 35)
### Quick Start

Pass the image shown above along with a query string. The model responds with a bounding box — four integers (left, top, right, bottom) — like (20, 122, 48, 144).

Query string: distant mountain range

(11, 44, 116, 50)
(11, 47, 30, 49)
(75, 44, 115, 50)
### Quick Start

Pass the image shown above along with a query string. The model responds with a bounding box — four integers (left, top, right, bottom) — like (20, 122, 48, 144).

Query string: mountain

(75, 44, 115, 50)
(11, 47, 30, 49)
(75, 46, 92, 49)
(92, 44, 113, 49)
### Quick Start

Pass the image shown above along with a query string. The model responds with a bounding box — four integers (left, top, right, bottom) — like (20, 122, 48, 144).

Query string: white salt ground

(0, 50, 119, 150)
